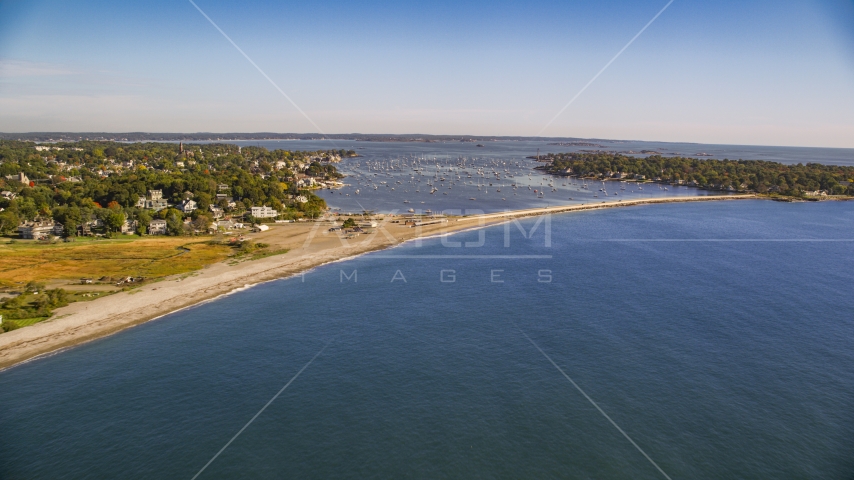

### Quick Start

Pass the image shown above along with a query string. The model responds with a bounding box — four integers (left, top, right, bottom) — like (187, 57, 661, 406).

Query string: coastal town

(1, 140, 354, 242)
(0, 140, 361, 331)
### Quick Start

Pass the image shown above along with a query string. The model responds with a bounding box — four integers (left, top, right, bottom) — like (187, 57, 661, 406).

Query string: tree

(269, 198, 284, 213)
(166, 211, 184, 236)
(303, 204, 322, 219)
(342, 217, 357, 228)
(106, 211, 125, 233)
(25, 281, 45, 293)
(46, 288, 69, 308)
(2, 295, 23, 309)
(136, 210, 152, 235)
(195, 192, 212, 211)
(0, 210, 20, 235)
(191, 214, 212, 233)
(1, 319, 20, 332)
(18, 198, 37, 221)
(53, 206, 81, 237)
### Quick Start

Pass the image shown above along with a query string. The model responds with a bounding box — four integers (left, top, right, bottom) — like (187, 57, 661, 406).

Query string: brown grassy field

(0, 236, 233, 287)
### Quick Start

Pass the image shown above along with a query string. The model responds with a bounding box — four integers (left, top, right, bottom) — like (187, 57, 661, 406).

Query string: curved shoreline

(0, 194, 756, 371)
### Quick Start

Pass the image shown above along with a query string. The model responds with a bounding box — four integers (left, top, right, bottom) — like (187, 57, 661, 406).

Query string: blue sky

(1, 0, 852, 147)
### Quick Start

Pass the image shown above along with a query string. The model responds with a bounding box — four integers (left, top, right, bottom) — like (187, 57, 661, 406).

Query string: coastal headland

(0, 194, 755, 370)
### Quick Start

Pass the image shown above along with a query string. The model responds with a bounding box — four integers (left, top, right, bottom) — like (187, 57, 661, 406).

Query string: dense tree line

(0, 140, 341, 235)
(541, 152, 854, 196)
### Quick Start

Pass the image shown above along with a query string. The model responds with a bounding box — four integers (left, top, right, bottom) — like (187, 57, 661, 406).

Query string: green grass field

(0, 236, 233, 287)
(9, 317, 49, 327)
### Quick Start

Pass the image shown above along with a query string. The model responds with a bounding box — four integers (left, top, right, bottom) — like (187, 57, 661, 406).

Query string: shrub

(1, 320, 20, 332)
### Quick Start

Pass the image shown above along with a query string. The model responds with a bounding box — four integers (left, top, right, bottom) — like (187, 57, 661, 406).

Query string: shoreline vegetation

(535, 151, 854, 198)
(0, 194, 758, 370)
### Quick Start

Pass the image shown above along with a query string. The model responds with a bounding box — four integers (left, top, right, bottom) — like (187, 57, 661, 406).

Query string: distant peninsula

(0, 132, 616, 144)
(547, 141, 606, 147)
(536, 151, 854, 198)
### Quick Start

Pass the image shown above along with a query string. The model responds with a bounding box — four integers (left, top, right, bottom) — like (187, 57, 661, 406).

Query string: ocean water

(229, 139, 854, 166)
(315, 155, 719, 214)
(215, 139, 853, 214)
(1, 200, 853, 478)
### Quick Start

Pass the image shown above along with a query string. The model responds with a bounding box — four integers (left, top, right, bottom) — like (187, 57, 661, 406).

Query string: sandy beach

(0, 194, 754, 370)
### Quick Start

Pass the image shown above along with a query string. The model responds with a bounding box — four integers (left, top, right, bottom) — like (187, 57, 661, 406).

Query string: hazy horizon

(3, 131, 854, 152)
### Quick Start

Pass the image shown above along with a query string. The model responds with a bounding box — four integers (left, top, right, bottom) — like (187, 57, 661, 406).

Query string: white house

(138, 198, 168, 211)
(179, 199, 197, 213)
(250, 206, 278, 218)
(216, 219, 245, 230)
(18, 220, 59, 240)
(296, 177, 317, 188)
(138, 191, 168, 211)
(216, 219, 235, 230)
(121, 220, 139, 234)
(148, 219, 167, 235)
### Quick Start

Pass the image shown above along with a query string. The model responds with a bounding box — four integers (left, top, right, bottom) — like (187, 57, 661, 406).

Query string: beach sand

(0, 194, 754, 370)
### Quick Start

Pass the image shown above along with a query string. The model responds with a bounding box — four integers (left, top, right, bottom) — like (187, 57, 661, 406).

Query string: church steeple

(179, 142, 184, 154)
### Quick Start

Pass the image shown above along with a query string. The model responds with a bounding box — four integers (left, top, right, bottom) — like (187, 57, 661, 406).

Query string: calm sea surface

(1, 200, 853, 478)
(212, 139, 854, 214)
(228, 138, 854, 166)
